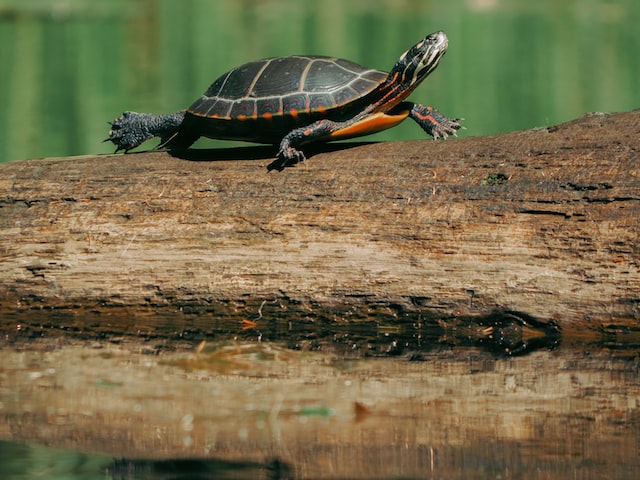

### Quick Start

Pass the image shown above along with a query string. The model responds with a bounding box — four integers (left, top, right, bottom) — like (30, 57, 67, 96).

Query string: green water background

(0, 0, 638, 163)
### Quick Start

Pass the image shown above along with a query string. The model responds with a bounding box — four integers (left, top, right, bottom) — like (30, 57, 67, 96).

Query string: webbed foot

(106, 112, 156, 153)
(409, 104, 463, 139)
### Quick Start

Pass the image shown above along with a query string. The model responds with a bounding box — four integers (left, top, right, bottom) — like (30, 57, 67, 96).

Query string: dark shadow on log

(166, 140, 373, 165)
(0, 303, 561, 357)
(105, 456, 291, 480)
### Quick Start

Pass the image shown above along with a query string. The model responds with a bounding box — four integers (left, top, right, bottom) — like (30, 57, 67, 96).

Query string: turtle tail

(106, 111, 186, 153)
(155, 129, 199, 152)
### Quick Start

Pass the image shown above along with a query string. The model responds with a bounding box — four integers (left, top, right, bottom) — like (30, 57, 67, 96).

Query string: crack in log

(583, 196, 639, 204)
(561, 182, 613, 191)
(518, 209, 571, 218)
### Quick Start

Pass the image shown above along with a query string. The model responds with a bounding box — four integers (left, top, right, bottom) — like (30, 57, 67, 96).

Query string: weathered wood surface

(0, 111, 638, 340)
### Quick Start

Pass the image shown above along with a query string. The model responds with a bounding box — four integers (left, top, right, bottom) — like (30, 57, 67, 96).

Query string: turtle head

(391, 31, 448, 87)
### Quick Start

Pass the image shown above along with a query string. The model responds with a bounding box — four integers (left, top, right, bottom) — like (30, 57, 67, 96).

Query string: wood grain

(1, 111, 638, 340)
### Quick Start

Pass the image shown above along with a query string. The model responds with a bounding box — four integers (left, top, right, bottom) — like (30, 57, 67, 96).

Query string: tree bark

(1, 111, 638, 346)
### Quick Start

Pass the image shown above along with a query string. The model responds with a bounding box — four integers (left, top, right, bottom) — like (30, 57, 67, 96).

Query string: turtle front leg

(406, 103, 462, 139)
(269, 119, 340, 171)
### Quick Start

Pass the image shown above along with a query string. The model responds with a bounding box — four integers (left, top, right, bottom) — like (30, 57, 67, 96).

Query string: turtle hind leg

(406, 103, 463, 139)
(107, 111, 186, 152)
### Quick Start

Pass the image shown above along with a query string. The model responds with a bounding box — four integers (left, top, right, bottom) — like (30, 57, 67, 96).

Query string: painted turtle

(108, 31, 461, 170)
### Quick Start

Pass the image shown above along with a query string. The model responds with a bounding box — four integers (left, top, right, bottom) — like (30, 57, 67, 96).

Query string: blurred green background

(0, 0, 638, 163)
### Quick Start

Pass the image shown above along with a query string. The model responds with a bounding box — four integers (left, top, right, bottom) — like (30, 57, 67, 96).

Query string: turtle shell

(185, 56, 388, 144)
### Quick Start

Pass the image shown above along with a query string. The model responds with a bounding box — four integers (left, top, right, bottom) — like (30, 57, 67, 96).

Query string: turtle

(107, 30, 461, 170)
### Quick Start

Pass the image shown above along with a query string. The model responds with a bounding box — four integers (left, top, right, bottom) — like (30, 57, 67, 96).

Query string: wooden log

(1, 111, 638, 346)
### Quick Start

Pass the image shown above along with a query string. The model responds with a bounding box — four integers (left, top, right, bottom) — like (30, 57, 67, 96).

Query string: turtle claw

(102, 136, 125, 152)
(432, 115, 463, 139)
(269, 143, 306, 171)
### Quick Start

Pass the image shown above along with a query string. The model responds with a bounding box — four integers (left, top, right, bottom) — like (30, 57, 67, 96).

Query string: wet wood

(0, 110, 639, 339)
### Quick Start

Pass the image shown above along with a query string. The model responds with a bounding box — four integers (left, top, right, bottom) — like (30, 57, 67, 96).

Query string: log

(1, 111, 639, 349)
